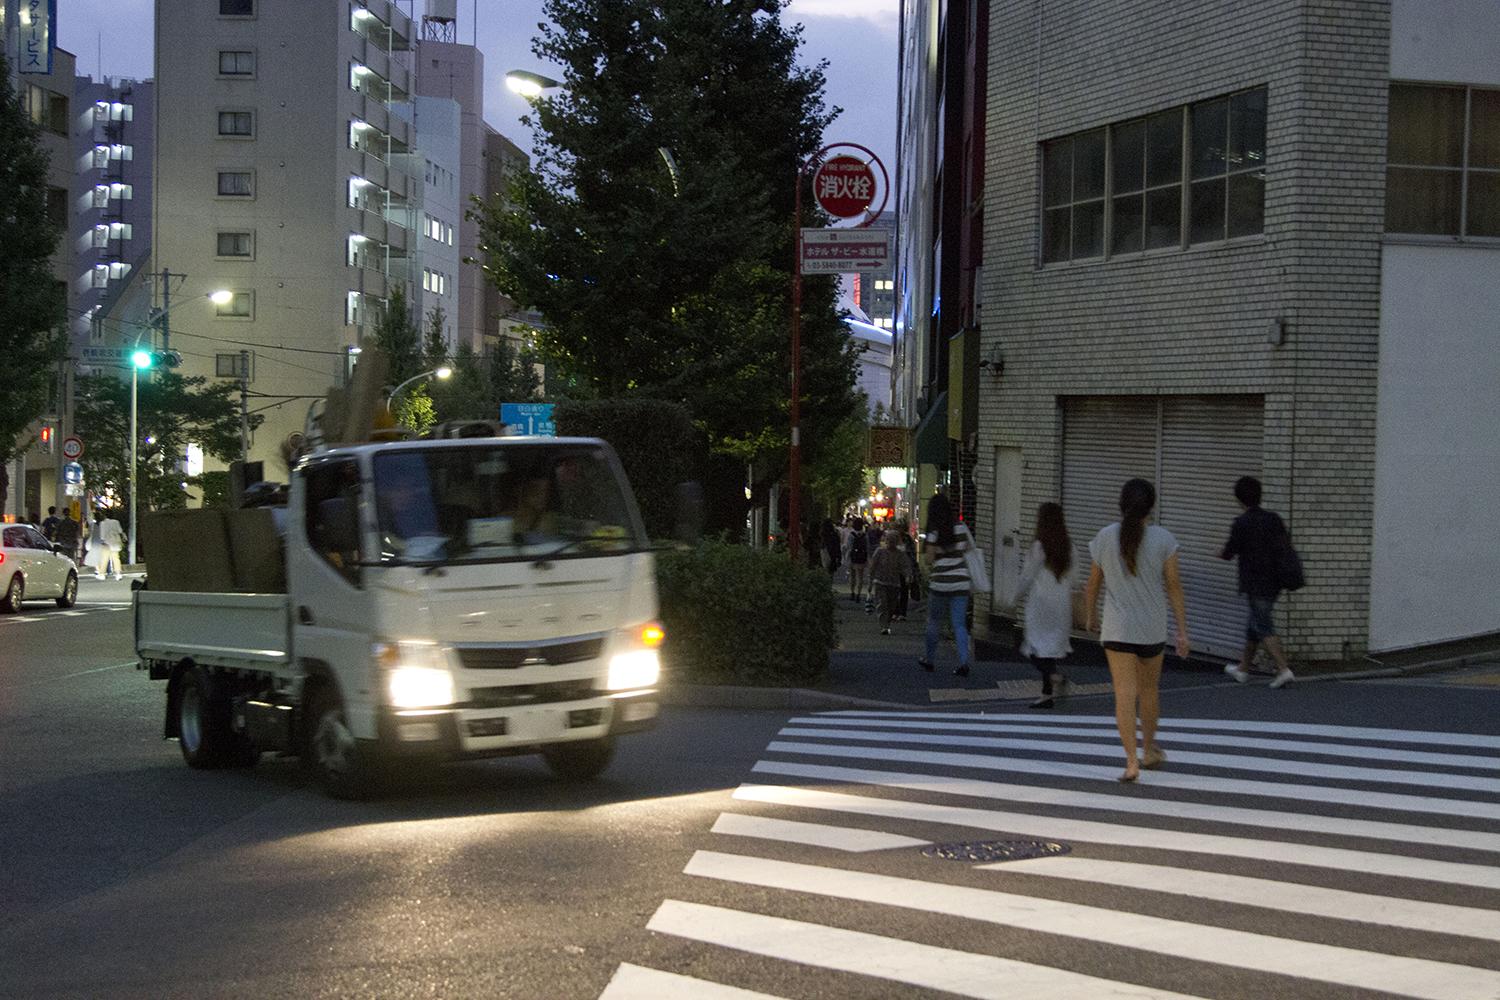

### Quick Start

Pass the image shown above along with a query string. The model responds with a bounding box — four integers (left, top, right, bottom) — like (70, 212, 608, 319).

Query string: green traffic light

(132, 349, 153, 369)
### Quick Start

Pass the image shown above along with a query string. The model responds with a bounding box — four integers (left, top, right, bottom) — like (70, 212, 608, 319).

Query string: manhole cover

(922, 840, 1071, 863)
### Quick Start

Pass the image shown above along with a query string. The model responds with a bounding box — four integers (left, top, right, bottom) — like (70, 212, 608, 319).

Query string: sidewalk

(665, 578, 1500, 712)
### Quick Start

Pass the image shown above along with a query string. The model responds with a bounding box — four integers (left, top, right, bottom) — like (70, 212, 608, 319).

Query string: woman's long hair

(925, 492, 957, 547)
(1036, 502, 1072, 581)
(1118, 478, 1156, 576)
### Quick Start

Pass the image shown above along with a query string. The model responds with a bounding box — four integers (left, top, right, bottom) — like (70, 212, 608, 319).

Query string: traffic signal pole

(239, 350, 250, 462)
(789, 173, 804, 563)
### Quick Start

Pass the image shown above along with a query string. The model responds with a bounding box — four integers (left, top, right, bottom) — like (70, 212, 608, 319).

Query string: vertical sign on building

(16, 0, 54, 75)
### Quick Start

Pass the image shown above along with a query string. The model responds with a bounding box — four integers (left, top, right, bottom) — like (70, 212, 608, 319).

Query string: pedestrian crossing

(601, 710, 1500, 999)
(0, 604, 130, 625)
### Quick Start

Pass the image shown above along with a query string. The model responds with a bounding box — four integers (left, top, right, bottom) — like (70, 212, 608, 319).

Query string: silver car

(1, 524, 80, 612)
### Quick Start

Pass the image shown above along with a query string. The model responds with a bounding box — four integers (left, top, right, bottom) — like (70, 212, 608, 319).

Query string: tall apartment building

(946, 0, 1499, 660)
(482, 124, 529, 349)
(408, 95, 461, 351)
(2, 10, 77, 521)
(153, 0, 419, 471)
(74, 76, 154, 352)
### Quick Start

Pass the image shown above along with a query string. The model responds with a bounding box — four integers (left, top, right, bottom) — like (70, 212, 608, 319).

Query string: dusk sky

(58, 0, 899, 180)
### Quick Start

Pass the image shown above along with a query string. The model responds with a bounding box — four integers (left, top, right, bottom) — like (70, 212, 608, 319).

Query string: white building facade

(976, 0, 1499, 661)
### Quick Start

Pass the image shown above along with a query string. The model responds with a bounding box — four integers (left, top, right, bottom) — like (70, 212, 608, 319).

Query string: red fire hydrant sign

(812, 155, 877, 218)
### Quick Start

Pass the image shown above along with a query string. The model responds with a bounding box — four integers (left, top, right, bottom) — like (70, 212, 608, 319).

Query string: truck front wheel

(541, 737, 615, 781)
(304, 686, 378, 799)
(177, 666, 257, 769)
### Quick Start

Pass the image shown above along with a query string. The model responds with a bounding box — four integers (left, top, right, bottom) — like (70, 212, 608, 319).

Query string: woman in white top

(1014, 502, 1075, 709)
(1083, 478, 1190, 783)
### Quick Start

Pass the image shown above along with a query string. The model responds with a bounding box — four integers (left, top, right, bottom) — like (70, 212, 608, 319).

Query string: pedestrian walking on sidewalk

(1083, 478, 1190, 783)
(1015, 502, 1076, 709)
(896, 524, 918, 621)
(821, 518, 842, 575)
(92, 511, 126, 580)
(918, 493, 973, 677)
(869, 530, 905, 635)
(54, 511, 81, 566)
(846, 517, 869, 602)
(1220, 476, 1297, 689)
(40, 506, 60, 541)
(863, 521, 883, 613)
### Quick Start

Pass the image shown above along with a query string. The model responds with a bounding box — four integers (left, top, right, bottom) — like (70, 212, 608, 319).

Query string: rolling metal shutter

(1061, 397, 1159, 588)
(1158, 396, 1264, 658)
(1062, 395, 1265, 659)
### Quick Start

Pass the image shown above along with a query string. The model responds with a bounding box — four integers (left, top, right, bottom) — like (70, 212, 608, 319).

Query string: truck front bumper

(373, 689, 659, 760)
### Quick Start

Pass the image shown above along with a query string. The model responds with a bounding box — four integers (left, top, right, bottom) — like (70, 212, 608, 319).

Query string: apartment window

(217, 231, 254, 258)
(218, 111, 254, 137)
(218, 50, 255, 76)
(220, 0, 254, 15)
(218, 170, 253, 197)
(1189, 89, 1267, 244)
(25, 85, 68, 137)
(92, 226, 109, 249)
(446, 224, 454, 245)
(423, 268, 431, 292)
(1041, 129, 1105, 262)
(1387, 84, 1500, 238)
(215, 291, 253, 318)
(1040, 86, 1266, 264)
(216, 353, 251, 378)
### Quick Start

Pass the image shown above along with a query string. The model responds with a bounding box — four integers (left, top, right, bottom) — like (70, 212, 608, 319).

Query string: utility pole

(239, 350, 250, 462)
(160, 269, 171, 352)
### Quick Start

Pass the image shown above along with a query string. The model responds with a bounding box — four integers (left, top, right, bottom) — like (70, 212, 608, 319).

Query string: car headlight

(374, 641, 456, 709)
(606, 622, 663, 690)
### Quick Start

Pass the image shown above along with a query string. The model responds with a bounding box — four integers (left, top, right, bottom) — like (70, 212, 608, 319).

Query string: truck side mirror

(673, 481, 704, 545)
(317, 497, 360, 556)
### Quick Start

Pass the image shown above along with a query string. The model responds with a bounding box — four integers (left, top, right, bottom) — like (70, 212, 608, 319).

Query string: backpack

(850, 532, 868, 560)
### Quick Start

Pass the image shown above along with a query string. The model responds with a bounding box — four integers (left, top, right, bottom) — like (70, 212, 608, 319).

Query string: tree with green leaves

(370, 285, 424, 388)
(423, 304, 449, 369)
(476, 0, 862, 532)
(73, 371, 263, 512)
(0, 52, 68, 509)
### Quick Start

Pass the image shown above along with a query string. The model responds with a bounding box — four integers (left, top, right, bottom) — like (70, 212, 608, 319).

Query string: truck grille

(455, 638, 605, 670)
(466, 679, 598, 709)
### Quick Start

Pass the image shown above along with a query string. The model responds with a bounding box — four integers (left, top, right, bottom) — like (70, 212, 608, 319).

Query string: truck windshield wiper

(531, 536, 591, 566)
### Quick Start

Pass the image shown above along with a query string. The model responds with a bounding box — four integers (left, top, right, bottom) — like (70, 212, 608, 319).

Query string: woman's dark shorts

(1103, 641, 1166, 658)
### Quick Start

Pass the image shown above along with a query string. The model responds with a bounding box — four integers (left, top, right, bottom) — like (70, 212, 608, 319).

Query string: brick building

(950, 0, 1499, 660)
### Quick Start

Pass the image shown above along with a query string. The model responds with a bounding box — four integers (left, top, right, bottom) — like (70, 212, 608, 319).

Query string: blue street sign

(63, 462, 84, 485)
(500, 402, 556, 437)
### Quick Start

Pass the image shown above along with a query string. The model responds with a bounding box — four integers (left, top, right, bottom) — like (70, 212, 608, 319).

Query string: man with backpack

(1220, 476, 1298, 689)
(846, 517, 869, 603)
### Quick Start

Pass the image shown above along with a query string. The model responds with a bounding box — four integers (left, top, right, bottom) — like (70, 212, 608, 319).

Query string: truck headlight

(606, 622, 663, 690)
(375, 641, 456, 709)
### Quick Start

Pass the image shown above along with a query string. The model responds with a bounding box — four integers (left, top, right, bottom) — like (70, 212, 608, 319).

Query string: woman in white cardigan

(1014, 502, 1075, 708)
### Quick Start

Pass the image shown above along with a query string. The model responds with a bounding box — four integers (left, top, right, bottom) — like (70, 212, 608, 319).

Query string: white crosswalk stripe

(603, 712, 1500, 999)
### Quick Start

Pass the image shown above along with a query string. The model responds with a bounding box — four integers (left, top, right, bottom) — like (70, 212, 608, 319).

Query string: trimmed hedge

(555, 398, 706, 540)
(656, 540, 837, 687)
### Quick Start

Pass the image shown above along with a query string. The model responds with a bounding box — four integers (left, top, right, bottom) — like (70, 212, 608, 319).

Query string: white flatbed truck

(136, 436, 663, 798)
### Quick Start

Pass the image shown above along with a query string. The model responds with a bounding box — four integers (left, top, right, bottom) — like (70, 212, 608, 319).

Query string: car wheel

(56, 572, 78, 608)
(1, 574, 23, 613)
(304, 685, 379, 799)
(175, 665, 257, 769)
(541, 737, 616, 781)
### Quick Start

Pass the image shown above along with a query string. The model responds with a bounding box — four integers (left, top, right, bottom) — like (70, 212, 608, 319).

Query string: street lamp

(504, 70, 560, 98)
(126, 288, 231, 565)
(388, 366, 453, 408)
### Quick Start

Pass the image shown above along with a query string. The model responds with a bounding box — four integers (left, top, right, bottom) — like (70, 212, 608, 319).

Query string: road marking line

(765, 740, 1500, 822)
(599, 963, 790, 999)
(682, 851, 1500, 1000)
(824, 711, 1500, 751)
(731, 784, 1500, 889)
(58, 610, 89, 617)
(52, 661, 138, 681)
(711, 812, 928, 853)
(777, 727, 1500, 794)
(647, 899, 1210, 1000)
(789, 716, 1500, 772)
(750, 760, 1500, 854)
(993, 855, 1500, 943)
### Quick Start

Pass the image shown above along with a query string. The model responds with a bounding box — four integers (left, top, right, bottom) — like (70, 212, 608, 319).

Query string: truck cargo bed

(135, 591, 292, 671)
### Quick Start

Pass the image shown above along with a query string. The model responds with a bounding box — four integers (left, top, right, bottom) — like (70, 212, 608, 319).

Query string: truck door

(290, 457, 382, 739)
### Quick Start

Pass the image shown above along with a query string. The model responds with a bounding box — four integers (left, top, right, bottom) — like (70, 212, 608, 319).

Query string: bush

(555, 398, 706, 539)
(656, 540, 837, 686)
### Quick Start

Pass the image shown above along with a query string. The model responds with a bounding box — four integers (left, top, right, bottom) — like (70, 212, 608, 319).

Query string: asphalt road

(3, 579, 1499, 999)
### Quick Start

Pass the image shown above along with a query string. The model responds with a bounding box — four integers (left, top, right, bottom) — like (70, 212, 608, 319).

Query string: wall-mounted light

(978, 343, 1005, 377)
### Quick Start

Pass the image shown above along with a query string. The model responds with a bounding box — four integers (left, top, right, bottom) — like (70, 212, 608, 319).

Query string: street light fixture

(504, 70, 560, 98)
(388, 367, 453, 408)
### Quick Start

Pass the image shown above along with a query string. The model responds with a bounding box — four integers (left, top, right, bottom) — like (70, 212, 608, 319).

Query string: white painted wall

(1369, 246, 1500, 650)
(1390, 0, 1500, 85)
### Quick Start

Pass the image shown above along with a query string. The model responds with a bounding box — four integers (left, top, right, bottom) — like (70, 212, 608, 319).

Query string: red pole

(789, 168, 803, 563)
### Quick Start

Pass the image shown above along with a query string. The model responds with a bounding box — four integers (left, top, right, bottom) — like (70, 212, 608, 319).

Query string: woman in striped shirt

(918, 492, 973, 677)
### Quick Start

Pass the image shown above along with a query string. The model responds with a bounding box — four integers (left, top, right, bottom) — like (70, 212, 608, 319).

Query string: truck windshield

(372, 443, 647, 564)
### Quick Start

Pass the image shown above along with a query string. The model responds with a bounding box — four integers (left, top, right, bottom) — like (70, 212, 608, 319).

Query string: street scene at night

(3, 0, 1499, 998)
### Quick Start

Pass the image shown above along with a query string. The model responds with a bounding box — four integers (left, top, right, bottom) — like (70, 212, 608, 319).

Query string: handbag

(956, 525, 992, 593)
(1277, 533, 1306, 592)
